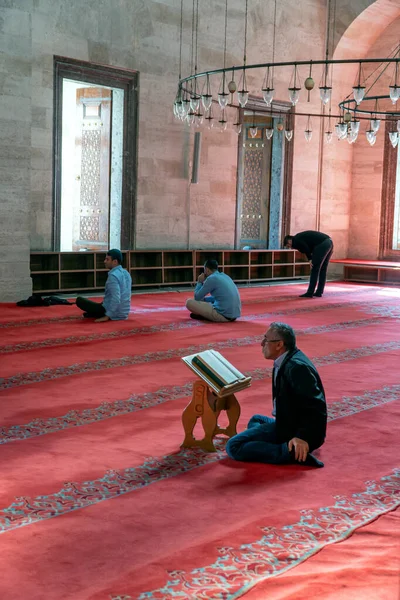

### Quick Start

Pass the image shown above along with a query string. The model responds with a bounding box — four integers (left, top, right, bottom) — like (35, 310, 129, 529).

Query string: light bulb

(338, 122, 348, 138)
(319, 86, 332, 105)
(352, 86, 365, 105)
(304, 129, 312, 142)
(262, 88, 274, 106)
(189, 96, 200, 112)
(371, 119, 381, 133)
(366, 130, 376, 146)
(195, 112, 203, 127)
(284, 130, 293, 141)
(218, 92, 228, 108)
(201, 94, 212, 111)
(389, 85, 400, 104)
(205, 116, 214, 130)
(288, 87, 300, 106)
(181, 99, 190, 117)
(389, 131, 399, 148)
(237, 90, 249, 108)
(249, 127, 258, 138)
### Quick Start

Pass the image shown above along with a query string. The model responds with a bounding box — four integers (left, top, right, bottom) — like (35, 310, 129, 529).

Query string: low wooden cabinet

(30, 249, 309, 293)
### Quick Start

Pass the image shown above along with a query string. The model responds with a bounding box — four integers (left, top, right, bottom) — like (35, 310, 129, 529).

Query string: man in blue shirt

(186, 259, 241, 322)
(76, 249, 132, 322)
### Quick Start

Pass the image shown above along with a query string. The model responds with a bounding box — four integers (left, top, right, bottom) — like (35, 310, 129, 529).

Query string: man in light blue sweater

(76, 249, 132, 322)
(186, 259, 241, 322)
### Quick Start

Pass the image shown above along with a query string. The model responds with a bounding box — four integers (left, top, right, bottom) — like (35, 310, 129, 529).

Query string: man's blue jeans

(226, 414, 291, 464)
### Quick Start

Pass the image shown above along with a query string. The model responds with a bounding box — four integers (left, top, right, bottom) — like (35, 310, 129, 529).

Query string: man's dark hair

(283, 235, 293, 247)
(107, 249, 123, 264)
(204, 259, 219, 271)
(269, 321, 296, 350)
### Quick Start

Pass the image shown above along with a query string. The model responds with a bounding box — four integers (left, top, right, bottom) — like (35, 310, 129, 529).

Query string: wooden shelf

(331, 259, 400, 286)
(29, 249, 309, 293)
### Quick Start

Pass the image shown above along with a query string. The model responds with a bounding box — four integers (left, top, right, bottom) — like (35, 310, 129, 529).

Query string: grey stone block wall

(0, 0, 379, 301)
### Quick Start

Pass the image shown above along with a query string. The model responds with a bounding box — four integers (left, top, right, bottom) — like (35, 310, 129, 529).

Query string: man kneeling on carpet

(76, 249, 132, 323)
(186, 259, 241, 322)
(226, 322, 327, 468)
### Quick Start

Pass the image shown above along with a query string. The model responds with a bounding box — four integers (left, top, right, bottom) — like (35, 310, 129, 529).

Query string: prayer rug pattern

(0, 282, 399, 600)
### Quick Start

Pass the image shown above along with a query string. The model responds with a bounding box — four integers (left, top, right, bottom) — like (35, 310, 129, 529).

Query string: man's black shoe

(302, 453, 324, 467)
(313, 292, 323, 297)
(290, 449, 324, 468)
(299, 293, 314, 298)
(190, 313, 207, 320)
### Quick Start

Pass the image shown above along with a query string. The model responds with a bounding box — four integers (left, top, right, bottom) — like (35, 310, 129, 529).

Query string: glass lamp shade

(249, 126, 258, 138)
(325, 131, 333, 143)
(389, 131, 399, 148)
(397, 120, 400, 133)
(233, 122, 242, 134)
(304, 129, 312, 142)
(288, 87, 300, 106)
(205, 116, 214, 130)
(366, 130, 376, 146)
(265, 128, 274, 140)
(371, 119, 381, 133)
(189, 96, 200, 112)
(347, 130, 358, 144)
(218, 119, 228, 132)
(195, 112, 204, 127)
(218, 92, 229, 108)
(262, 87, 274, 106)
(336, 122, 347, 139)
(201, 94, 213, 111)
(389, 85, 400, 104)
(319, 86, 332, 105)
(181, 99, 190, 117)
(350, 120, 360, 135)
(237, 90, 249, 108)
(284, 130, 293, 141)
(187, 111, 196, 125)
(352, 86, 366, 105)
(228, 80, 237, 93)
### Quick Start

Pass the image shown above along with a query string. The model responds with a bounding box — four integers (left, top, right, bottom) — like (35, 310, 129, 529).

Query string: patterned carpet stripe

(0, 286, 384, 330)
(0, 318, 398, 390)
(0, 356, 398, 445)
(132, 470, 400, 600)
(1, 294, 398, 354)
(0, 395, 398, 535)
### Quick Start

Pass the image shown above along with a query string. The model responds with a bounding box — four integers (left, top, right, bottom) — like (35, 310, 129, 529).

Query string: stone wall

(0, 0, 391, 300)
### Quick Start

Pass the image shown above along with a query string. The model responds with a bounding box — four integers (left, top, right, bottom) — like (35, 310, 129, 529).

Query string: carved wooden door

(72, 87, 111, 251)
(237, 127, 271, 248)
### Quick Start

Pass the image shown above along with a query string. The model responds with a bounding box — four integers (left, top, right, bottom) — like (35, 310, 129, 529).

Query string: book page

(193, 350, 238, 385)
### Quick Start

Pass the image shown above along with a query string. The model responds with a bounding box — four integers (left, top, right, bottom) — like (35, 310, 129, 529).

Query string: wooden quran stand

(181, 379, 241, 452)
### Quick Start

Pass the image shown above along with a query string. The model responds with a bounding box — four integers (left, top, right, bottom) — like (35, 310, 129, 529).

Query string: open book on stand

(182, 349, 251, 397)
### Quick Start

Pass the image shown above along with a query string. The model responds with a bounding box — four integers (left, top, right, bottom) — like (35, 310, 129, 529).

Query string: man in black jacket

(284, 230, 333, 297)
(226, 322, 327, 467)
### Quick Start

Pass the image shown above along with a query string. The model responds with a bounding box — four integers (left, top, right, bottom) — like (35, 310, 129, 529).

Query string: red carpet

(0, 282, 399, 599)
